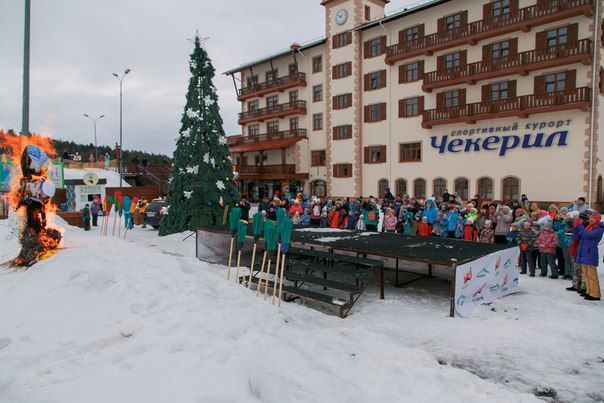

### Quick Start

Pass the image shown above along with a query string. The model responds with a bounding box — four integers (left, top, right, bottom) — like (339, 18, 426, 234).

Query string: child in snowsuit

(517, 220, 537, 276)
(292, 211, 301, 225)
(418, 217, 432, 236)
(535, 221, 559, 278)
(507, 222, 519, 245)
(383, 208, 397, 233)
(462, 218, 478, 241)
(356, 214, 366, 231)
(478, 219, 494, 243)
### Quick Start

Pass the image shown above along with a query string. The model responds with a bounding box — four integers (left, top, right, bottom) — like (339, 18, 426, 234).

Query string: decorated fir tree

(159, 35, 239, 236)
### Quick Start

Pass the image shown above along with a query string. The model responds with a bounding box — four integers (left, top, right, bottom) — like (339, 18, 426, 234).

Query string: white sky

(1, 0, 414, 155)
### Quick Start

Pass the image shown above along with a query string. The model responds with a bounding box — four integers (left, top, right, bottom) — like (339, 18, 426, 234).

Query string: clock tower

(321, 0, 389, 197)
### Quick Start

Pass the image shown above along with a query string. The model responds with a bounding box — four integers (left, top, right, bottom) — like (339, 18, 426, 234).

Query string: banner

(455, 247, 520, 318)
(48, 161, 65, 189)
(0, 162, 13, 192)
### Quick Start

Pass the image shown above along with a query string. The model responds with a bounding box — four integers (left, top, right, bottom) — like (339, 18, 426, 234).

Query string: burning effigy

(1, 131, 62, 266)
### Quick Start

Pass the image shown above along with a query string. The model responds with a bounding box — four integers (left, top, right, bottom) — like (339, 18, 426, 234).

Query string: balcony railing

(238, 100, 307, 124)
(422, 39, 592, 92)
(385, 0, 593, 64)
(230, 129, 307, 146)
(235, 164, 297, 175)
(238, 72, 307, 101)
(422, 87, 590, 128)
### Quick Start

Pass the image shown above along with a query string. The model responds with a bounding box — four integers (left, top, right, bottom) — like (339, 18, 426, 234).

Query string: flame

(0, 130, 63, 266)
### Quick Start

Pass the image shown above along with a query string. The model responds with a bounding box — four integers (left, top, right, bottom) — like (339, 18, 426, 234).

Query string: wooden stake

(248, 243, 257, 289)
(235, 249, 242, 283)
(272, 244, 281, 304)
(227, 236, 234, 280)
(263, 259, 271, 300)
(256, 251, 267, 296)
(118, 214, 122, 238)
(222, 205, 229, 225)
(277, 252, 286, 307)
(112, 210, 117, 236)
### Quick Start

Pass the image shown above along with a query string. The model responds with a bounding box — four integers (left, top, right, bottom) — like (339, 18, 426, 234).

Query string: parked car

(142, 199, 167, 229)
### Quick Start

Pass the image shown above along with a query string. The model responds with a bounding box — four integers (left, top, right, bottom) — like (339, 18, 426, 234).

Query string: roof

(356, 0, 448, 31)
(229, 136, 304, 153)
(321, 0, 388, 4)
(224, 37, 326, 76)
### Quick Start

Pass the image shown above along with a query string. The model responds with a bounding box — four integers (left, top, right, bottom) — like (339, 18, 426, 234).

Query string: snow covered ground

(1, 216, 603, 402)
(63, 167, 130, 187)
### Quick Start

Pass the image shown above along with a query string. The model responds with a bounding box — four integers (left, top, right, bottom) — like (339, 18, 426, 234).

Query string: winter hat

(538, 210, 548, 218)
(560, 207, 569, 214)
(484, 220, 493, 227)
(593, 213, 602, 223)
(466, 218, 474, 225)
(515, 208, 525, 216)
(542, 221, 553, 230)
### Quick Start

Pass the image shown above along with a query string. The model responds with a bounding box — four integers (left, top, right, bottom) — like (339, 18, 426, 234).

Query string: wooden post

(227, 236, 234, 280)
(272, 245, 281, 303)
(276, 251, 287, 307)
(112, 210, 117, 236)
(263, 259, 271, 299)
(222, 205, 229, 225)
(256, 251, 267, 296)
(449, 259, 458, 318)
(235, 249, 242, 283)
(248, 243, 257, 288)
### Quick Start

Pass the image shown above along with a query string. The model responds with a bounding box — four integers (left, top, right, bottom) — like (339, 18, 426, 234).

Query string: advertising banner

(455, 247, 520, 318)
(0, 162, 13, 192)
(48, 161, 65, 189)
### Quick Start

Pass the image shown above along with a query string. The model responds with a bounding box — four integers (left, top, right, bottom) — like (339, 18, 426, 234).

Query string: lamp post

(83, 114, 105, 162)
(112, 68, 131, 188)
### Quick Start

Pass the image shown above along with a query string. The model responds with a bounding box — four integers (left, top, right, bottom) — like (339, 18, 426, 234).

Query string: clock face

(335, 9, 348, 25)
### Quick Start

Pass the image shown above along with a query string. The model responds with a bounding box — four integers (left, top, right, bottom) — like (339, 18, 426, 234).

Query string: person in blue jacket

(422, 199, 438, 226)
(445, 203, 460, 238)
(573, 213, 602, 301)
(123, 195, 133, 229)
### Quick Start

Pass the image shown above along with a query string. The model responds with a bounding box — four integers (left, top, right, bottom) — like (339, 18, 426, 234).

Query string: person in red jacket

(535, 221, 559, 278)
(462, 218, 478, 241)
(289, 199, 303, 218)
(418, 217, 432, 236)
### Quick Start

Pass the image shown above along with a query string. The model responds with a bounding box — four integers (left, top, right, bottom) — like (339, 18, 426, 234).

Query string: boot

(584, 295, 601, 301)
(520, 270, 527, 274)
(529, 273, 535, 277)
(539, 273, 547, 277)
(566, 286, 578, 291)
(549, 275, 559, 279)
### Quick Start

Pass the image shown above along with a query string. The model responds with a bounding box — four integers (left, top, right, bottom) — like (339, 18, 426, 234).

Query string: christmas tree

(159, 35, 239, 236)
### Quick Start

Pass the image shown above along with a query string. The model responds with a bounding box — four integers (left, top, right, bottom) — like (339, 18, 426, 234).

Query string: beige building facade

(226, 0, 604, 208)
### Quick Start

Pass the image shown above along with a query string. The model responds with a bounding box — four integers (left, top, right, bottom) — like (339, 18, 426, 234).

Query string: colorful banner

(455, 247, 520, 318)
(0, 162, 14, 192)
(48, 161, 65, 189)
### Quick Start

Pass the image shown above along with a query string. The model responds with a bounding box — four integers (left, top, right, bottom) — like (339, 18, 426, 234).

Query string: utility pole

(113, 69, 131, 188)
(21, 0, 31, 135)
(83, 114, 105, 162)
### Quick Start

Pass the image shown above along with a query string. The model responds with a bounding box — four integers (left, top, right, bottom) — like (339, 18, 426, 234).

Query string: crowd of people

(246, 189, 601, 302)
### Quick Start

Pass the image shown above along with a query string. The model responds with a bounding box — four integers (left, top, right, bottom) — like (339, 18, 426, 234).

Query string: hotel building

(225, 0, 604, 208)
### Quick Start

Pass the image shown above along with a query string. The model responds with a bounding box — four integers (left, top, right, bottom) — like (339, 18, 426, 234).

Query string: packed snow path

(0, 217, 603, 402)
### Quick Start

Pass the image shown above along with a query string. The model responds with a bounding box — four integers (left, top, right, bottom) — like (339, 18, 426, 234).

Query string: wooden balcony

(238, 100, 307, 125)
(234, 164, 309, 181)
(422, 39, 591, 92)
(238, 72, 307, 101)
(229, 129, 307, 153)
(385, 0, 593, 65)
(422, 87, 590, 128)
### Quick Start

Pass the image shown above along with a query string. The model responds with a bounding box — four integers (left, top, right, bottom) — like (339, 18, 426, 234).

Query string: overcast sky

(1, 0, 414, 156)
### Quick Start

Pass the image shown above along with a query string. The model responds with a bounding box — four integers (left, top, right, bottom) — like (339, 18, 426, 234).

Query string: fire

(0, 130, 63, 266)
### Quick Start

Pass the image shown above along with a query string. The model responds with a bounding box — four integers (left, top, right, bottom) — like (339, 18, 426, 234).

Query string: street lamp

(82, 113, 105, 162)
(112, 68, 131, 188)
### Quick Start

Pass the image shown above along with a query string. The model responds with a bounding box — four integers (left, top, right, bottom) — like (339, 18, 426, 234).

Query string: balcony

(422, 87, 590, 128)
(385, 0, 593, 65)
(237, 72, 307, 101)
(422, 39, 592, 92)
(238, 100, 307, 125)
(234, 164, 309, 181)
(229, 129, 307, 153)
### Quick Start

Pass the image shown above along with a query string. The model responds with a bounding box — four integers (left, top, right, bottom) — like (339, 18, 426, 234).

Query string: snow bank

(63, 168, 130, 187)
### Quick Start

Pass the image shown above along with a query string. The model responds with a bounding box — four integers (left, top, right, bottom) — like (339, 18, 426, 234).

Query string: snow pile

(1, 218, 603, 402)
(63, 167, 130, 187)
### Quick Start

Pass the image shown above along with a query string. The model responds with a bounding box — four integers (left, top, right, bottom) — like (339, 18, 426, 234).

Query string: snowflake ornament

(183, 190, 193, 199)
(186, 166, 199, 174)
(186, 109, 198, 119)
(181, 128, 190, 138)
(218, 136, 227, 145)
(216, 180, 225, 191)
(210, 157, 215, 166)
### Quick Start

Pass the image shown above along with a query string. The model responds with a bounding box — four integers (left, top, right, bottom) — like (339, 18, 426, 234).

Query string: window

(490, 82, 509, 101)
(289, 63, 298, 76)
(405, 62, 420, 82)
(445, 14, 462, 30)
(248, 100, 259, 112)
(365, 37, 386, 58)
(491, 40, 510, 59)
(266, 95, 278, 108)
(502, 177, 520, 201)
(333, 125, 352, 140)
(378, 179, 389, 197)
(248, 124, 259, 136)
(267, 121, 279, 133)
(333, 32, 352, 49)
(405, 26, 420, 42)
(365, 5, 371, 21)
(313, 85, 323, 102)
(492, 0, 511, 18)
(443, 90, 460, 107)
(399, 97, 424, 118)
(364, 103, 386, 123)
(333, 62, 352, 79)
(365, 70, 386, 91)
(477, 177, 494, 200)
(266, 70, 278, 84)
(312, 56, 322, 73)
(289, 117, 298, 131)
(364, 145, 386, 163)
(546, 27, 568, 48)
(311, 150, 326, 167)
(414, 179, 426, 199)
(433, 178, 447, 198)
(544, 72, 567, 93)
(333, 94, 352, 110)
(333, 163, 352, 178)
(399, 142, 422, 162)
(313, 114, 323, 130)
(454, 178, 469, 200)
(444, 52, 461, 69)
(289, 91, 298, 103)
(246, 75, 258, 88)
(311, 180, 326, 198)
(396, 179, 407, 197)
